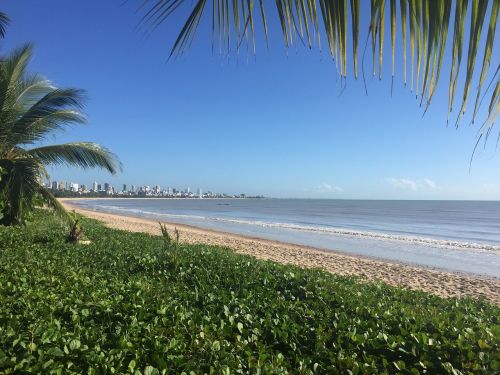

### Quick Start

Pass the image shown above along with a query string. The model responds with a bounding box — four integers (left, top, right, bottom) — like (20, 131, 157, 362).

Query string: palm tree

(0, 11, 9, 39)
(138, 0, 499, 137)
(0, 44, 121, 225)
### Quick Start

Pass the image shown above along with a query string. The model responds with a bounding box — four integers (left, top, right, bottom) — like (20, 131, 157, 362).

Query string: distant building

(51, 181, 58, 190)
(104, 183, 110, 192)
(70, 182, 78, 192)
(97, 183, 102, 192)
(123, 184, 127, 192)
(93, 181, 98, 192)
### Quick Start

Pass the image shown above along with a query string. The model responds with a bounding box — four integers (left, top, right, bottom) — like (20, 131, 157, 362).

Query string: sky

(3, 0, 500, 200)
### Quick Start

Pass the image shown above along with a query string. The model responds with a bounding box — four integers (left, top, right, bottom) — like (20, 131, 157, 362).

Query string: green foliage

(0, 167, 4, 221)
(0, 12, 9, 39)
(159, 222, 179, 252)
(66, 211, 83, 244)
(0, 210, 499, 374)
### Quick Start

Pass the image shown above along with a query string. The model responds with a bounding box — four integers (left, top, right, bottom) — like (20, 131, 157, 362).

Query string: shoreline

(56, 197, 264, 201)
(61, 199, 500, 305)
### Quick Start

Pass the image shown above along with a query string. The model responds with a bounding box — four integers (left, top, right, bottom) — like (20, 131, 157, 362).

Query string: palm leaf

(456, 0, 488, 126)
(27, 142, 122, 174)
(0, 158, 42, 225)
(0, 46, 87, 149)
(350, 0, 360, 78)
(471, 0, 499, 123)
(37, 186, 73, 224)
(6, 89, 87, 147)
(399, 0, 407, 86)
(0, 44, 34, 119)
(0, 12, 9, 39)
(390, 0, 396, 87)
(137, 0, 500, 133)
(448, 0, 468, 122)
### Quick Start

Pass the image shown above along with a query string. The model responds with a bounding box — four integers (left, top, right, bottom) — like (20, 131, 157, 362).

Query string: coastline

(60, 199, 500, 305)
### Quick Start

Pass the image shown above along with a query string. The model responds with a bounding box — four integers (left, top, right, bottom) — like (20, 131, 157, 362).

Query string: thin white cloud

(315, 183, 343, 193)
(422, 178, 437, 189)
(480, 184, 500, 194)
(387, 177, 418, 191)
(387, 177, 439, 192)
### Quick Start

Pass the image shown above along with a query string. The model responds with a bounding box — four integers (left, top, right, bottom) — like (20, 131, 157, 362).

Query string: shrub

(0, 211, 498, 374)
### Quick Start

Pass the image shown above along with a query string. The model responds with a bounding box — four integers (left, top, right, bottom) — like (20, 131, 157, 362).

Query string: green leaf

(69, 339, 81, 351)
(478, 339, 491, 349)
(128, 359, 136, 373)
(212, 340, 221, 351)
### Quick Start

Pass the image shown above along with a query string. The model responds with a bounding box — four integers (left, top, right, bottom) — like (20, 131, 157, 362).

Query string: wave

(89, 205, 208, 221)
(88, 204, 500, 253)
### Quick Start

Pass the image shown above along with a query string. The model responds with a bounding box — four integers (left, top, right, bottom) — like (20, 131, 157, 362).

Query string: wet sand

(61, 199, 500, 305)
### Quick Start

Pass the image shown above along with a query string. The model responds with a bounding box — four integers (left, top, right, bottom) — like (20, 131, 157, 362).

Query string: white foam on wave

(89, 204, 500, 253)
(91, 205, 208, 221)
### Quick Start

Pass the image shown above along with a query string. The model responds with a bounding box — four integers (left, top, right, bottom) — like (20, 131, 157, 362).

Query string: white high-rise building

(93, 181, 98, 192)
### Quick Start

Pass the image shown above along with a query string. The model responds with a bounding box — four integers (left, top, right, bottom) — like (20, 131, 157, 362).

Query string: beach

(61, 199, 500, 305)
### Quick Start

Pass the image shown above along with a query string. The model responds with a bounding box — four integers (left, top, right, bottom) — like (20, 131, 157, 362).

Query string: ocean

(71, 198, 500, 278)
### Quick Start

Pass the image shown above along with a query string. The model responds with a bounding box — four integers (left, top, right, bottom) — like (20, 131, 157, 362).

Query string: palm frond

(138, 0, 500, 132)
(472, 0, 499, 123)
(400, 0, 407, 86)
(5, 88, 87, 147)
(455, 0, 489, 126)
(0, 158, 43, 225)
(0, 44, 34, 117)
(0, 47, 87, 148)
(27, 142, 122, 174)
(448, 0, 468, 122)
(0, 12, 10, 39)
(37, 186, 73, 224)
(15, 74, 54, 109)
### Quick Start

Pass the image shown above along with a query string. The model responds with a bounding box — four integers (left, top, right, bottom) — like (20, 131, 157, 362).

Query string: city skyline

(46, 179, 253, 199)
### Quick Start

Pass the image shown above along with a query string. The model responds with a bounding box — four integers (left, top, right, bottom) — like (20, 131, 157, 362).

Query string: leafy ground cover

(0, 211, 499, 374)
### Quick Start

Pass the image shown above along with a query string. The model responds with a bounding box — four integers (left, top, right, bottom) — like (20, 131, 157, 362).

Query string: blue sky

(3, 1, 500, 199)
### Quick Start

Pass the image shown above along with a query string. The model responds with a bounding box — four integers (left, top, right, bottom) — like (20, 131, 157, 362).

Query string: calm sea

(72, 198, 500, 277)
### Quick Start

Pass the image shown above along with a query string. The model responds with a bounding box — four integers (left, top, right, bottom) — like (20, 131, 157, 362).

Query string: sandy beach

(61, 199, 500, 305)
